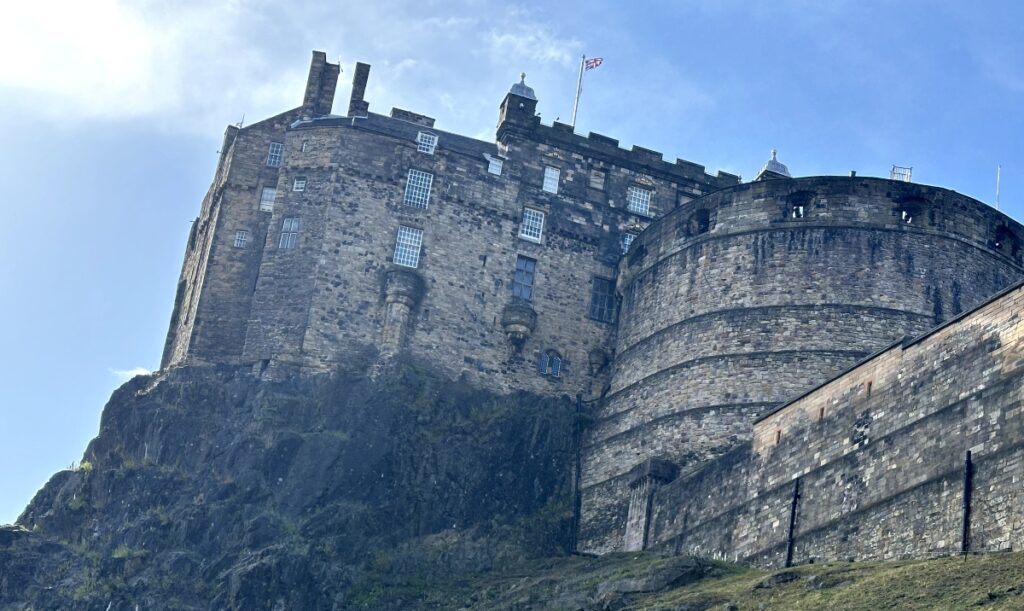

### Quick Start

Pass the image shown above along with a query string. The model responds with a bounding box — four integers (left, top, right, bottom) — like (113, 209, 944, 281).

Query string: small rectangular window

(266, 142, 283, 167)
(416, 132, 438, 154)
(486, 155, 503, 175)
(519, 208, 545, 242)
(403, 169, 433, 208)
(589, 169, 606, 190)
(627, 186, 652, 216)
(543, 166, 560, 194)
(279, 217, 300, 250)
(293, 177, 306, 192)
(394, 226, 424, 268)
(259, 187, 276, 212)
(589, 277, 616, 323)
(512, 255, 537, 301)
(233, 230, 249, 248)
(300, 141, 309, 153)
(621, 232, 637, 254)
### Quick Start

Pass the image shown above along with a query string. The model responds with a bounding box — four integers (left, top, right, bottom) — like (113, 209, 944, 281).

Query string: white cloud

(110, 367, 152, 381)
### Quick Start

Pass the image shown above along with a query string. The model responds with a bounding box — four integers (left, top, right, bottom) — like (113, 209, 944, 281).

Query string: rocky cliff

(0, 361, 577, 609)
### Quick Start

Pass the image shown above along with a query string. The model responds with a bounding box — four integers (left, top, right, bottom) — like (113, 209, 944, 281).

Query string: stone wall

(645, 279, 1024, 565)
(579, 177, 1024, 553)
(165, 53, 738, 397)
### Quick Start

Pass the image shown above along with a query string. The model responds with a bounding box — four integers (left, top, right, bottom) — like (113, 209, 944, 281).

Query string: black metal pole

(961, 450, 973, 555)
(785, 477, 801, 567)
(570, 393, 584, 553)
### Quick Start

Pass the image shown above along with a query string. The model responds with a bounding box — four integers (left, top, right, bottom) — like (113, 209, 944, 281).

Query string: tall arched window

(537, 350, 562, 377)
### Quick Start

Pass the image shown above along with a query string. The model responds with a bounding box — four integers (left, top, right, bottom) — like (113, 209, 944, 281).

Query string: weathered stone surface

(1, 361, 577, 608)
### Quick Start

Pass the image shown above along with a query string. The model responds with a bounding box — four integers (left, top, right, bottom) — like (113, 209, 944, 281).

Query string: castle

(164, 51, 1024, 565)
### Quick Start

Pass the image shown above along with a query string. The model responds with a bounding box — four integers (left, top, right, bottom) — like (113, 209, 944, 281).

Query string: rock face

(0, 361, 576, 609)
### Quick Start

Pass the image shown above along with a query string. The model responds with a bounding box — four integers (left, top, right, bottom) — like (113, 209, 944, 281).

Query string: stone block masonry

(163, 51, 736, 400)
(162, 50, 1024, 563)
(644, 279, 1024, 565)
(578, 177, 1024, 553)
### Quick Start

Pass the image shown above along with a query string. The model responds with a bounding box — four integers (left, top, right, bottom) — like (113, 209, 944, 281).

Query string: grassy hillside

(358, 550, 1024, 609)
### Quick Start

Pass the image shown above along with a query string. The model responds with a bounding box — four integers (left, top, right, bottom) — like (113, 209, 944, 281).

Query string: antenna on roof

(236, 114, 245, 128)
(996, 164, 1002, 211)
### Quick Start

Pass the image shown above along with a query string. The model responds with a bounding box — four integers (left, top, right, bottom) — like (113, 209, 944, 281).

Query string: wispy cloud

(110, 367, 152, 381)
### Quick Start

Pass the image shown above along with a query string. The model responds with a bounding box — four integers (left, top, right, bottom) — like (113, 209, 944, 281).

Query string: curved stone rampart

(580, 176, 1024, 553)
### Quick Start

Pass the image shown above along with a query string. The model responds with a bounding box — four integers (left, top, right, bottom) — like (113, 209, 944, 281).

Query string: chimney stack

(348, 62, 371, 117)
(302, 51, 341, 118)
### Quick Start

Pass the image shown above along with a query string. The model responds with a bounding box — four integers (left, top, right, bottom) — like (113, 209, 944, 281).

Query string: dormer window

(485, 154, 504, 175)
(416, 132, 437, 154)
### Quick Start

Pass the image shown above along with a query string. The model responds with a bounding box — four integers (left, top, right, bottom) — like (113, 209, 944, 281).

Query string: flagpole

(571, 54, 585, 129)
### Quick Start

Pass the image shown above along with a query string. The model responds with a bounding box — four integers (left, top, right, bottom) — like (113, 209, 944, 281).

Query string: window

(689, 209, 711, 235)
(300, 141, 308, 153)
(626, 186, 652, 216)
(792, 204, 805, 219)
(279, 217, 300, 250)
(589, 169, 606, 190)
(621, 232, 637, 254)
(416, 132, 437, 154)
(293, 177, 307, 192)
(393, 226, 424, 268)
(512, 255, 536, 301)
(589, 277, 616, 323)
(543, 167, 560, 194)
(233, 230, 249, 248)
(519, 208, 545, 242)
(486, 155, 503, 175)
(403, 169, 433, 208)
(266, 142, 283, 167)
(901, 210, 913, 224)
(259, 187, 276, 212)
(538, 350, 562, 377)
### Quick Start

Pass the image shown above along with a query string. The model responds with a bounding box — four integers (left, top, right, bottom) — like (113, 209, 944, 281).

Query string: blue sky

(3, 0, 1024, 524)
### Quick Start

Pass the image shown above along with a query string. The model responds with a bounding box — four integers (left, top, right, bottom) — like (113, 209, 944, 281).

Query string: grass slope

(366, 551, 1024, 610)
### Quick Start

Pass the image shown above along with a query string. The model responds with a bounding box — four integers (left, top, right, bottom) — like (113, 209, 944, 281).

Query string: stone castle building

(164, 51, 1024, 564)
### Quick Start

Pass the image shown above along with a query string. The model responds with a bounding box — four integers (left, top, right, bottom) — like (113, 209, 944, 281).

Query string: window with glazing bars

(293, 177, 306, 192)
(259, 187, 276, 212)
(542, 167, 560, 194)
(266, 142, 283, 167)
(487, 155, 503, 175)
(403, 169, 433, 208)
(519, 208, 545, 242)
(621, 232, 637, 254)
(589, 277, 616, 323)
(279, 217, 300, 250)
(512, 255, 536, 301)
(416, 132, 437, 154)
(393, 226, 424, 268)
(233, 230, 249, 248)
(626, 186, 652, 216)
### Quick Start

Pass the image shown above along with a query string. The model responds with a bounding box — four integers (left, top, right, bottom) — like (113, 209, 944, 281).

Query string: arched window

(537, 350, 562, 377)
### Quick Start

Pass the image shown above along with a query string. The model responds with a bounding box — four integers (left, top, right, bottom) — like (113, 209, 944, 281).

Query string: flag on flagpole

(584, 57, 603, 70)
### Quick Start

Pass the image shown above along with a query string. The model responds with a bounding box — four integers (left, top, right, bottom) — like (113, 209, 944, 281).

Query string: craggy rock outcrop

(0, 361, 576, 609)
